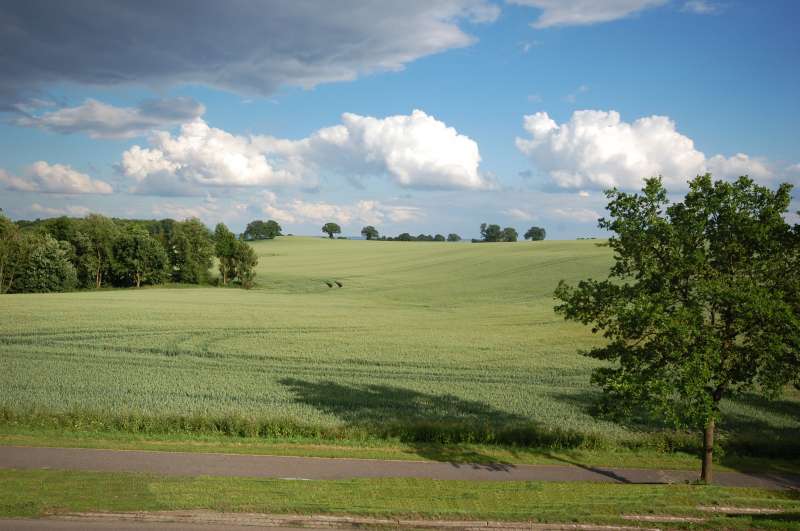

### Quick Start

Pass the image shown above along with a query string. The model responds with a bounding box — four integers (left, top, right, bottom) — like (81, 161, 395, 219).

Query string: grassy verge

(2, 468, 799, 529)
(2, 425, 799, 476)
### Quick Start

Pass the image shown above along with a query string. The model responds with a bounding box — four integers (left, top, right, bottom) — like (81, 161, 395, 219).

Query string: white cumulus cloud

(15, 97, 205, 139)
(121, 119, 306, 195)
(258, 109, 491, 190)
(509, 0, 667, 28)
(122, 110, 489, 195)
(1, 162, 113, 194)
(515, 110, 772, 190)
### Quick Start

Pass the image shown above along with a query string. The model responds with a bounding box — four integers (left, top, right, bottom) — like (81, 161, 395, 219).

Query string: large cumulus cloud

(516, 110, 772, 190)
(121, 110, 490, 195)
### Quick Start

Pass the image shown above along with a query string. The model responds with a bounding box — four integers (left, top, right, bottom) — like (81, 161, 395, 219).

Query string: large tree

(81, 214, 119, 288)
(214, 223, 238, 285)
(479, 223, 503, 242)
(501, 227, 518, 242)
(361, 225, 379, 240)
(170, 218, 214, 284)
(233, 240, 258, 289)
(447, 233, 461, 242)
(524, 226, 546, 241)
(114, 226, 168, 288)
(10, 234, 77, 293)
(554, 175, 800, 483)
(243, 219, 282, 240)
(0, 214, 22, 293)
(322, 222, 341, 239)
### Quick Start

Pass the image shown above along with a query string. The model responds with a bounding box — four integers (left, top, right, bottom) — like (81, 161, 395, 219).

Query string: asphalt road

(2, 445, 799, 489)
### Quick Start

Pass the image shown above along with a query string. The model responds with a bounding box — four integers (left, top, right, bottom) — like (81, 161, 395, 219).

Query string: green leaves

(555, 175, 800, 432)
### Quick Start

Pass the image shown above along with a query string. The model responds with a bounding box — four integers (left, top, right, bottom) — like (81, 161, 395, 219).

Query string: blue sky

(1, 0, 798, 239)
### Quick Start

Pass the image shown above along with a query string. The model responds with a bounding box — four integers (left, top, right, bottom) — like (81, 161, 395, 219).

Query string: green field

(2, 237, 798, 457)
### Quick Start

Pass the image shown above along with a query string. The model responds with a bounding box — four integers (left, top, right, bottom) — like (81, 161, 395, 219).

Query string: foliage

(168, 219, 214, 284)
(500, 227, 518, 242)
(479, 223, 517, 242)
(447, 233, 461, 242)
(361, 226, 379, 240)
(113, 227, 168, 288)
(233, 239, 258, 289)
(554, 175, 800, 480)
(8, 234, 77, 293)
(0, 214, 23, 293)
(524, 226, 546, 241)
(214, 223, 238, 285)
(243, 219, 282, 241)
(322, 222, 342, 239)
(81, 214, 119, 288)
(480, 223, 503, 242)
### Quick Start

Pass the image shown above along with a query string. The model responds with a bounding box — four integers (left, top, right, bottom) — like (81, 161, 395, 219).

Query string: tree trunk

(136, 272, 141, 288)
(701, 416, 715, 483)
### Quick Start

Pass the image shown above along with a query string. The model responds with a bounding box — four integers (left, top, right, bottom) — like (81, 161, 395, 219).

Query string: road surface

(1, 445, 798, 489)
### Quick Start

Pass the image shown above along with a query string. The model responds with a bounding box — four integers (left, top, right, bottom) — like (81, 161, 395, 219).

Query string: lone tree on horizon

(554, 174, 800, 483)
(322, 222, 342, 239)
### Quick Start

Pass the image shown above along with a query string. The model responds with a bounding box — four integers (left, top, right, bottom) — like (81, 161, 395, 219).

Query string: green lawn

(2, 237, 799, 459)
(2, 469, 800, 529)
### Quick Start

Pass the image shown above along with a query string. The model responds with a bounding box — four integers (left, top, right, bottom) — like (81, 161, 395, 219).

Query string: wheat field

(2, 237, 797, 452)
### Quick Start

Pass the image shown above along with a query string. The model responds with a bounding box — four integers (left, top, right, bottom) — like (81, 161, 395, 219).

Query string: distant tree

(11, 234, 77, 293)
(524, 226, 546, 241)
(479, 223, 503, 242)
(397, 232, 413, 241)
(322, 222, 341, 239)
(554, 175, 800, 483)
(500, 227, 518, 242)
(170, 219, 214, 284)
(434, 234, 446, 242)
(361, 225, 379, 240)
(81, 214, 119, 288)
(114, 226, 168, 288)
(446, 233, 461, 242)
(214, 223, 238, 285)
(243, 219, 282, 240)
(233, 240, 258, 289)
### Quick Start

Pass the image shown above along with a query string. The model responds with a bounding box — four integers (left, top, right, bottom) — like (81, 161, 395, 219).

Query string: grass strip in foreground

(1, 469, 799, 529)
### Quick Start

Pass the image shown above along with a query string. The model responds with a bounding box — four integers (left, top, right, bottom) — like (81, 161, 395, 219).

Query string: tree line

(357, 224, 546, 242)
(0, 212, 258, 294)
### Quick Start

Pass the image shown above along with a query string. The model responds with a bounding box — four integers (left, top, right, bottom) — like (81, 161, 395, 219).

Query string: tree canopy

(322, 222, 342, 239)
(480, 223, 518, 242)
(554, 175, 800, 482)
(243, 219, 282, 240)
(524, 226, 546, 241)
(361, 225, 379, 240)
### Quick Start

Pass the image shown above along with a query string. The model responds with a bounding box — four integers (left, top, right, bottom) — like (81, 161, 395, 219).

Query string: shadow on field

(552, 389, 800, 473)
(279, 378, 530, 469)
